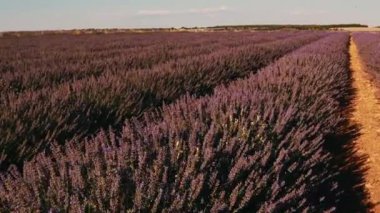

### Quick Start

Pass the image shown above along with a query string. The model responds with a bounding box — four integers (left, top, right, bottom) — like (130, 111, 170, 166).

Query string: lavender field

(0, 31, 377, 212)
(352, 32, 380, 94)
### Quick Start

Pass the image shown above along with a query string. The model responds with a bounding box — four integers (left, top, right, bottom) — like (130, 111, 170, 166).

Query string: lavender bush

(0, 31, 297, 95)
(0, 32, 325, 169)
(0, 33, 351, 212)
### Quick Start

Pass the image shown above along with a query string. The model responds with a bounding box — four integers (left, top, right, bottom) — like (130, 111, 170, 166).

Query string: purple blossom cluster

(352, 32, 380, 92)
(0, 32, 351, 212)
(0, 31, 325, 169)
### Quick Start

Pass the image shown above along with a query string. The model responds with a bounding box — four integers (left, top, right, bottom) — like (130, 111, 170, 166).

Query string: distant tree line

(210, 24, 368, 31)
(0, 24, 369, 38)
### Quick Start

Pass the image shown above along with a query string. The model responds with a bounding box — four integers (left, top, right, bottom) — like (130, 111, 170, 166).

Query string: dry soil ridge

(349, 37, 380, 212)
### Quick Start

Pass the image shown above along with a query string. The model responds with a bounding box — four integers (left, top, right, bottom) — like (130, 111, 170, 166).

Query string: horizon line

(0, 23, 376, 34)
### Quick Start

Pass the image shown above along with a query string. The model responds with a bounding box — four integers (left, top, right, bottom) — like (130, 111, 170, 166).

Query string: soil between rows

(349, 37, 380, 212)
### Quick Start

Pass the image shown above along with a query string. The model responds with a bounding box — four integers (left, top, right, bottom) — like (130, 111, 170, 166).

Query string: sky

(0, 0, 379, 31)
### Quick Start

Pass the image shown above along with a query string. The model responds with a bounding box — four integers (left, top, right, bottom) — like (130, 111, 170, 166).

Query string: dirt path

(350, 37, 380, 211)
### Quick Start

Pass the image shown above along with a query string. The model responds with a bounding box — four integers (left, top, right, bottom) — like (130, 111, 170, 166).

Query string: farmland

(0, 30, 379, 212)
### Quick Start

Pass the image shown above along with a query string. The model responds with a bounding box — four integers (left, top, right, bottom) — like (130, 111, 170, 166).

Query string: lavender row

(0, 31, 298, 95)
(0, 33, 351, 211)
(352, 32, 380, 91)
(0, 32, 325, 169)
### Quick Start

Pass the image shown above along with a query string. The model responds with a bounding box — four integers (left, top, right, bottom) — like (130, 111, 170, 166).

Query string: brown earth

(340, 27, 380, 32)
(350, 37, 380, 212)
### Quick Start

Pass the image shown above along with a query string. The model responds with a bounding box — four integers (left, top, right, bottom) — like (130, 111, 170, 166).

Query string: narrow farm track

(350, 37, 380, 211)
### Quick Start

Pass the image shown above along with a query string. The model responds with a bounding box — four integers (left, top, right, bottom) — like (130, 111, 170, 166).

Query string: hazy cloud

(137, 6, 229, 16)
(290, 9, 328, 16)
(137, 10, 174, 16)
